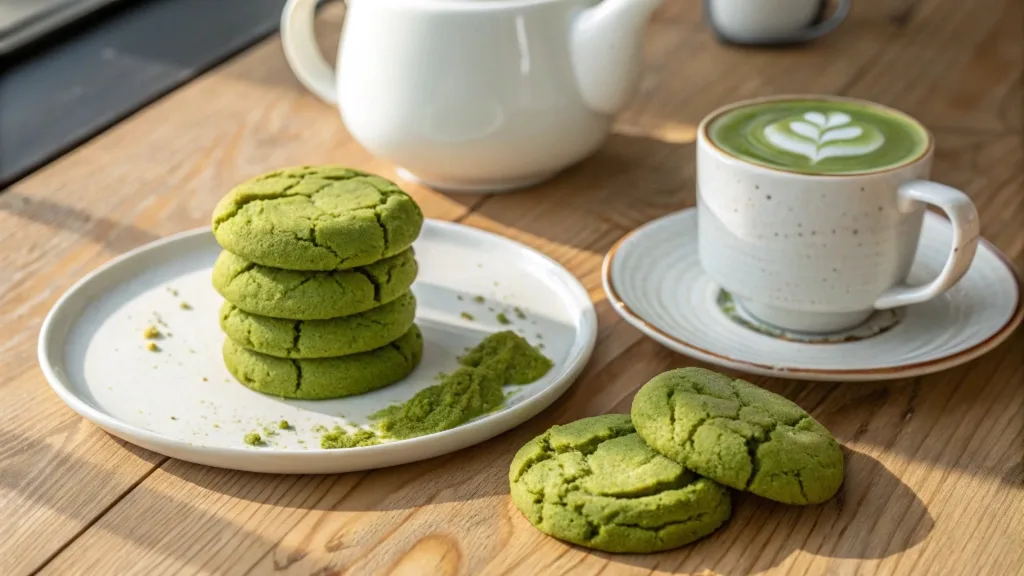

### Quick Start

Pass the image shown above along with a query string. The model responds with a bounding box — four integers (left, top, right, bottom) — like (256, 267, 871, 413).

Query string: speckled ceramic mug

(696, 95, 980, 334)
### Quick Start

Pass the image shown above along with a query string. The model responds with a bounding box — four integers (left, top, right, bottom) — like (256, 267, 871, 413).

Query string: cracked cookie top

(220, 292, 416, 359)
(212, 248, 417, 320)
(212, 166, 424, 271)
(631, 368, 844, 505)
(509, 414, 731, 554)
(222, 324, 423, 400)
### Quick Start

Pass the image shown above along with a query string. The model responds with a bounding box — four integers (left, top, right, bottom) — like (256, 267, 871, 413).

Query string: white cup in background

(704, 0, 850, 45)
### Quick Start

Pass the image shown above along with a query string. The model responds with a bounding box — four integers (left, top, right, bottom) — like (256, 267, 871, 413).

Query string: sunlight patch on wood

(613, 121, 698, 144)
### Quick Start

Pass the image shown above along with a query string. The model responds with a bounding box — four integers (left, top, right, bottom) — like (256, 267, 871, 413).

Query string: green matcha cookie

(212, 166, 424, 271)
(509, 414, 731, 554)
(212, 248, 417, 320)
(220, 292, 416, 359)
(631, 368, 844, 505)
(223, 325, 423, 400)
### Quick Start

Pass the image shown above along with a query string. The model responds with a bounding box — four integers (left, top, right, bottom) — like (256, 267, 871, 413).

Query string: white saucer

(603, 208, 1022, 382)
(38, 220, 597, 474)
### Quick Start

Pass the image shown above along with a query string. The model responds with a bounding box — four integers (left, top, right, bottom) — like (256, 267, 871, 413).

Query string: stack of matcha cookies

(211, 166, 425, 400)
(510, 367, 844, 554)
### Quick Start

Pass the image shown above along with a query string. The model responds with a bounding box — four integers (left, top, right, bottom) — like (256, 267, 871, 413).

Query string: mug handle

(873, 181, 980, 310)
(792, 0, 852, 42)
(280, 0, 339, 103)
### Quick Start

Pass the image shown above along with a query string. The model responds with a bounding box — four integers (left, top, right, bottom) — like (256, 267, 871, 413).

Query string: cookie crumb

(278, 420, 290, 430)
(166, 287, 179, 296)
(146, 342, 160, 352)
(472, 295, 485, 304)
(514, 307, 526, 320)
(321, 426, 379, 449)
(143, 325, 162, 339)
(460, 312, 475, 321)
(179, 301, 192, 310)
(170, 416, 177, 420)
(496, 312, 511, 325)
(243, 432, 262, 446)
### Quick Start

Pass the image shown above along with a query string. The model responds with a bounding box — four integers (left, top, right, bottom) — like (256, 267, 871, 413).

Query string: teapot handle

(281, 0, 338, 103)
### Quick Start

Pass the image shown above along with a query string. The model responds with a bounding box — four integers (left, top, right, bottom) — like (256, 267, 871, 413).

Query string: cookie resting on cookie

(631, 368, 844, 505)
(211, 166, 423, 271)
(212, 248, 417, 320)
(219, 292, 416, 359)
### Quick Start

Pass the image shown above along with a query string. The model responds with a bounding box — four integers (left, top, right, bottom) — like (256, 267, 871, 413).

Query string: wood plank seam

(26, 457, 169, 576)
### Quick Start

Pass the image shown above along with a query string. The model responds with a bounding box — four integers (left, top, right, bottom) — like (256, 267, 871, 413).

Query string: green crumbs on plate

(496, 312, 511, 325)
(321, 427, 379, 449)
(244, 432, 262, 446)
(461, 312, 475, 321)
(278, 420, 290, 430)
(371, 331, 553, 440)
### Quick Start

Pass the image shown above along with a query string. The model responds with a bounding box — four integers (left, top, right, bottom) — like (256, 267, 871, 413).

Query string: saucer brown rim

(601, 210, 1024, 378)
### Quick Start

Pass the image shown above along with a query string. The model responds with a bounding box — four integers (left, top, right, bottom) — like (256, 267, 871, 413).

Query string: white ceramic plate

(39, 220, 596, 474)
(603, 208, 1022, 382)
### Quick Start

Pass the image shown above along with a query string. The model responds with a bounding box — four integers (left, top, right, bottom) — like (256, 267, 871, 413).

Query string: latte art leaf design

(764, 111, 885, 163)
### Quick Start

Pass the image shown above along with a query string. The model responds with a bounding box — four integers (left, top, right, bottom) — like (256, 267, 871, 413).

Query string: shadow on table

(1, 423, 511, 571)
(436, 131, 698, 252)
(0, 428, 284, 572)
(157, 434, 932, 572)
(596, 447, 935, 573)
(0, 414, 929, 574)
(0, 192, 160, 254)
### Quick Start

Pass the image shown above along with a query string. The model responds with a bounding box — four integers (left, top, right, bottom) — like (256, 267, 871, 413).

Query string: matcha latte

(706, 98, 930, 175)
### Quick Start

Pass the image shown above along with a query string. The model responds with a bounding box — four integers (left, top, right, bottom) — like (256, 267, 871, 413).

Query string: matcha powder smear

(370, 331, 553, 440)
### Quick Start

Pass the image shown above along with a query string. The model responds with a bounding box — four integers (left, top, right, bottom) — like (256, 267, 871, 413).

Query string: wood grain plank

(8, 0, 1024, 574)
(40, 104, 1024, 576)
(0, 5, 471, 575)
(615, 0, 925, 137)
(842, 0, 1022, 132)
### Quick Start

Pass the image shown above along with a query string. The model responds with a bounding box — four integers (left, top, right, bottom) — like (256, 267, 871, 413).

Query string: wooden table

(2, 1, 1021, 574)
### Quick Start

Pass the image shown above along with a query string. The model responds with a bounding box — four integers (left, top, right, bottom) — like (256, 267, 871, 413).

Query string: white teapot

(282, 0, 664, 192)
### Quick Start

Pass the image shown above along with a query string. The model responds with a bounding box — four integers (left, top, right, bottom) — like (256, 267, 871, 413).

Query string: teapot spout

(571, 0, 664, 116)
